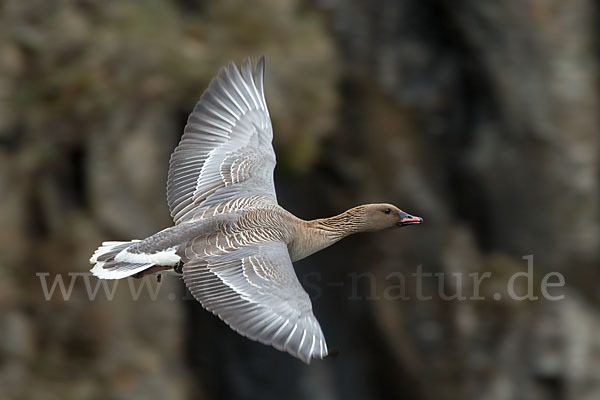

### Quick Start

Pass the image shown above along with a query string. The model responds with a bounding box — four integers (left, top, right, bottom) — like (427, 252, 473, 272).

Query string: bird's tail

(90, 224, 200, 279)
(89, 240, 155, 279)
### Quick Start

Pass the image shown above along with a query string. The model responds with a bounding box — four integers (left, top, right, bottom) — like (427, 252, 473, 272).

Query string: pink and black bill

(398, 211, 423, 227)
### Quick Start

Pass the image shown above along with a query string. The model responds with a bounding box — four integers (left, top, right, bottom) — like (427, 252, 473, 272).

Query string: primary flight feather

(90, 57, 423, 363)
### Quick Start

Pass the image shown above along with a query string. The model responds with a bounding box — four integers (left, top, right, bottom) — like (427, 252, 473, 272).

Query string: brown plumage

(89, 58, 422, 363)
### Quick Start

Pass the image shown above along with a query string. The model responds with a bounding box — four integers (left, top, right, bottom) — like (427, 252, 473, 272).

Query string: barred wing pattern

(183, 240, 328, 363)
(167, 57, 276, 224)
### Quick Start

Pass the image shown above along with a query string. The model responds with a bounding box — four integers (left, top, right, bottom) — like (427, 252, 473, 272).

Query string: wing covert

(167, 58, 276, 223)
(183, 240, 328, 363)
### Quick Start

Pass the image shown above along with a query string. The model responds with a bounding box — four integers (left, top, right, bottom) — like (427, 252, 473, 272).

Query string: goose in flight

(89, 57, 423, 363)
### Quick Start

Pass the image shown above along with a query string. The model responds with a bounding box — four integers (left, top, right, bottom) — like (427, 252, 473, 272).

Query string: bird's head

(356, 203, 423, 231)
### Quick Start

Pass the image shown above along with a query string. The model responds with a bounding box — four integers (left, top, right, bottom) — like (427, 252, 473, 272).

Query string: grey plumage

(167, 58, 276, 224)
(91, 58, 326, 363)
(89, 57, 422, 364)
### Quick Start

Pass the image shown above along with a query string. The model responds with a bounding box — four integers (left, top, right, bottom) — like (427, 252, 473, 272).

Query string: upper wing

(183, 239, 328, 363)
(167, 57, 276, 224)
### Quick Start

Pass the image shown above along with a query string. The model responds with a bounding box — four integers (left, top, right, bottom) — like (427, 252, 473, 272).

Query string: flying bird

(89, 57, 423, 363)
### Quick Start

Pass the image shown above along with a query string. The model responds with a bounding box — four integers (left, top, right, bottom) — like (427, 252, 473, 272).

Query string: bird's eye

(384, 208, 391, 214)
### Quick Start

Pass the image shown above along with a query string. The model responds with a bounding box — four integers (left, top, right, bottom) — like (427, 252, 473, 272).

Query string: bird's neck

(308, 208, 368, 238)
(288, 208, 366, 262)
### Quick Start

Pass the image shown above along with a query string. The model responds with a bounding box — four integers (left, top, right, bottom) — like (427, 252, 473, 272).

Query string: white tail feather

(90, 261, 152, 280)
(89, 240, 149, 280)
(89, 240, 181, 280)
(89, 240, 140, 263)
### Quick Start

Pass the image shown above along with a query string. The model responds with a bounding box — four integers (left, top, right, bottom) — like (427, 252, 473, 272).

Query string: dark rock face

(1, 0, 598, 399)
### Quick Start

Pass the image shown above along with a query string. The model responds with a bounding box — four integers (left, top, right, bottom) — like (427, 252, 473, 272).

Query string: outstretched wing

(183, 239, 328, 363)
(167, 57, 276, 224)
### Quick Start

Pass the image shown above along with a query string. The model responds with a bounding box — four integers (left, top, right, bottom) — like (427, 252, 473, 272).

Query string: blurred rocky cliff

(0, 0, 598, 399)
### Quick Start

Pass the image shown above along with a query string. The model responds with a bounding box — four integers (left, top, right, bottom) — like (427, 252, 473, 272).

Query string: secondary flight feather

(90, 57, 423, 363)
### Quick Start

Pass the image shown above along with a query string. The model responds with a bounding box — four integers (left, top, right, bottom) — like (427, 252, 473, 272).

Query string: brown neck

(288, 206, 374, 262)
(307, 207, 368, 239)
